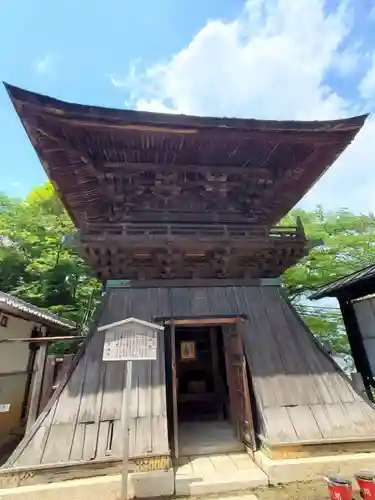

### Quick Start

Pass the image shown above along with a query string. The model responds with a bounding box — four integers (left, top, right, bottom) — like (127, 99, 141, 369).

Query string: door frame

(223, 321, 257, 453)
(163, 315, 252, 459)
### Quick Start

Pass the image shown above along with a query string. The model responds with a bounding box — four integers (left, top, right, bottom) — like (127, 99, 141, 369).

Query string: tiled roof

(0, 291, 76, 330)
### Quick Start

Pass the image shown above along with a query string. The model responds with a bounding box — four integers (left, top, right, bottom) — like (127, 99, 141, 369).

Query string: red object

(355, 471, 375, 498)
(325, 476, 352, 500)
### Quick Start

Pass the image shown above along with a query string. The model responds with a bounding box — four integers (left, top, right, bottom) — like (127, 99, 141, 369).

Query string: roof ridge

(0, 290, 76, 329)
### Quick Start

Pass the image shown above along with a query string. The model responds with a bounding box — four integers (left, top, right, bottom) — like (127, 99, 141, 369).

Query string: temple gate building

(2, 83, 375, 496)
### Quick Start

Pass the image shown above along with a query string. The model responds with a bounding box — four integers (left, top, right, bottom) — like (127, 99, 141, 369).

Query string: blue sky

(0, 0, 242, 196)
(1, 0, 375, 214)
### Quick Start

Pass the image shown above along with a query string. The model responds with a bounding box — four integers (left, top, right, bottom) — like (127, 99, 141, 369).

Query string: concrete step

(179, 421, 245, 456)
(174, 453, 268, 496)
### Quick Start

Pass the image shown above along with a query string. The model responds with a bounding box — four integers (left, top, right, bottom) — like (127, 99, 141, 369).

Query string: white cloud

(134, 99, 179, 114)
(113, 0, 375, 213)
(34, 54, 54, 75)
(302, 116, 375, 213)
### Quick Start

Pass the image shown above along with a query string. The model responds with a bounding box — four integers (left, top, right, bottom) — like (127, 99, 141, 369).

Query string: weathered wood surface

(38, 355, 74, 414)
(0, 455, 171, 489)
(4, 284, 375, 469)
(80, 225, 308, 281)
(4, 292, 169, 468)
(25, 342, 47, 434)
(100, 284, 375, 446)
(6, 83, 366, 234)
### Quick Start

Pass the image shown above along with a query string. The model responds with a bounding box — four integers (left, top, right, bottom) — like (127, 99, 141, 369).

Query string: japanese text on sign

(102, 321, 158, 361)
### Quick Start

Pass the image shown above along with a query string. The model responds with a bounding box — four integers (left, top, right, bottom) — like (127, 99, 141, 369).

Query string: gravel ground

(185, 480, 361, 500)
(251, 481, 340, 500)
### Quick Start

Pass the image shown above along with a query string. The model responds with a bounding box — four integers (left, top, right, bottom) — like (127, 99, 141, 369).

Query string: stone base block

(255, 450, 375, 485)
(175, 453, 268, 496)
(0, 469, 174, 500)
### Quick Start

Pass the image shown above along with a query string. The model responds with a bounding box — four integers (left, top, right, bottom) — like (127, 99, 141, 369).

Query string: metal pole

(121, 360, 132, 500)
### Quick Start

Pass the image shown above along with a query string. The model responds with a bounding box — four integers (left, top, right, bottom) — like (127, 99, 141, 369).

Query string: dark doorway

(175, 325, 228, 422)
(164, 322, 247, 457)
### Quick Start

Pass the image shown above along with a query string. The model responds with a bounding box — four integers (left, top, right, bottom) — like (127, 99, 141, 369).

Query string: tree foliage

(1, 183, 375, 357)
(282, 207, 375, 299)
(281, 207, 375, 355)
(0, 183, 101, 348)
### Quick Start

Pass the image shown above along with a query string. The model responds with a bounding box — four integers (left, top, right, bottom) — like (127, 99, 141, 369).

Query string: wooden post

(209, 326, 223, 419)
(25, 328, 48, 434)
(352, 372, 367, 399)
(339, 298, 374, 402)
(37, 356, 56, 415)
(121, 360, 133, 500)
(171, 322, 179, 458)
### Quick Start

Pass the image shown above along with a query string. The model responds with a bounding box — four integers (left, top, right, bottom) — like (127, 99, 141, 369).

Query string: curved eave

(4, 82, 368, 134)
(4, 83, 369, 229)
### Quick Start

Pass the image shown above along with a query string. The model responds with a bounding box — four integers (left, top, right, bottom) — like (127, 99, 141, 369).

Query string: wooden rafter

(4, 83, 365, 279)
(6, 84, 366, 230)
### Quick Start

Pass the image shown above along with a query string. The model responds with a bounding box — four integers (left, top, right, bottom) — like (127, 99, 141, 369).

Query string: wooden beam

(0, 370, 33, 378)
(80, 222, 300, 237)
(167, 316, 245, 326)
(26, 109, 351, 144)
(99, 161, 275, 178)
(170, 323, 179, 458)
(106, 277, 282, 288)
(26, 334, 48, 434)
(338, 298, 374, 401)
(209, 326, 223, 420)
(0, 336, 86, 344)
(262, 439, 375, 460)
(0, 454, 172, 489)
(91, 259, 304, 281)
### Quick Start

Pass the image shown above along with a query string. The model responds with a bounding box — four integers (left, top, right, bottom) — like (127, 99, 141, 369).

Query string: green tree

(2, 184, 375, 357)
(282, 207, 375, 299)
(0, 183, 100, 339)
(281, 207, 375, 355)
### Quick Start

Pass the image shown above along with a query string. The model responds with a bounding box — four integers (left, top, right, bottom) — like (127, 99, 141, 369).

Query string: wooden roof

(5, 83, 368, 228)
(311, 263, 375, 300)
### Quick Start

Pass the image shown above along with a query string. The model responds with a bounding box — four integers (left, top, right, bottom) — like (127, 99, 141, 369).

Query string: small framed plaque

(180, 341, 196, 361)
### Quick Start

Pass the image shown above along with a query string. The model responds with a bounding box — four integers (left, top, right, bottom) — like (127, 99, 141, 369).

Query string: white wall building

(0, 292, 75, 452)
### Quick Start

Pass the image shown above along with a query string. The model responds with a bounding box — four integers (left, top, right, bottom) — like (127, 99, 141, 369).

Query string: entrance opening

(168, 323, 245, 456)
(176, 325, 228, 422)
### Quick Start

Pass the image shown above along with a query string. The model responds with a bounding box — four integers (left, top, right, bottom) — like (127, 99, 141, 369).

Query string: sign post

(98, 317, 163, 500)
(121, 360, 132, 500)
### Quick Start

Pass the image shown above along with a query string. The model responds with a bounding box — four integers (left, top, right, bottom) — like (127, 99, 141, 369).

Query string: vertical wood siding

(5, 285, 375, 468)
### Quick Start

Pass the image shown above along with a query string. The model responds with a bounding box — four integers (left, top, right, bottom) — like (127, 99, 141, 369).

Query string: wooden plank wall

(5, 284, 375, 468)
(38, 355, 74, 415)
(5, 292, 169, 468)
(100, 285, 375, 445)
(240, 287, 375, 444)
